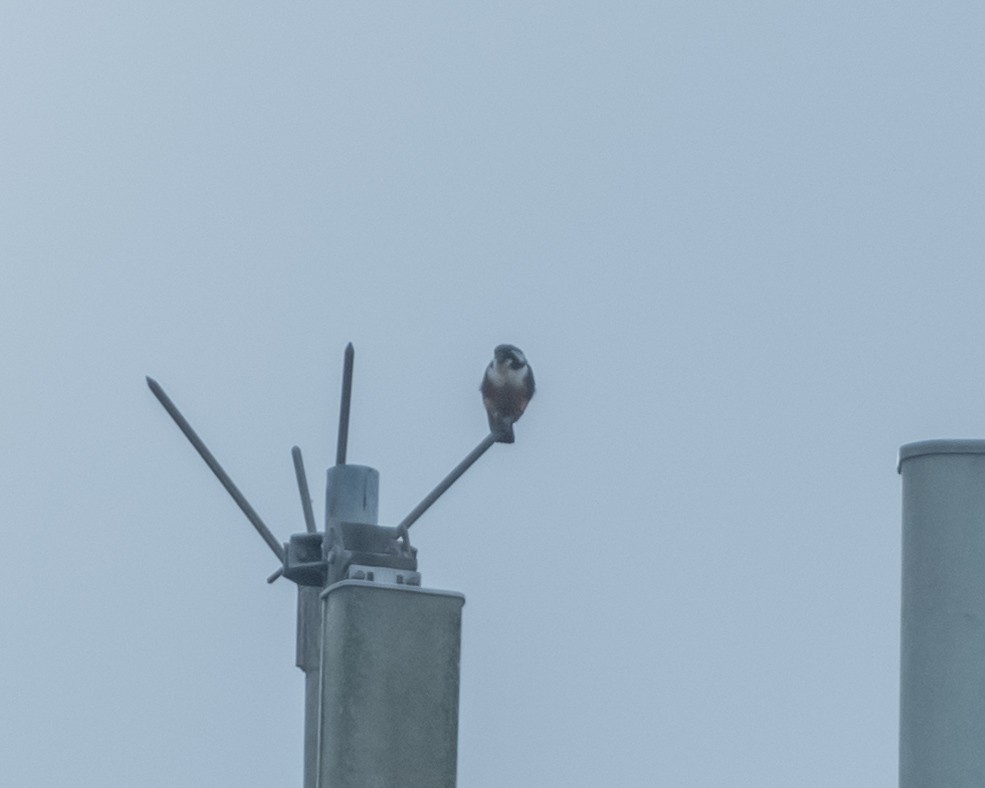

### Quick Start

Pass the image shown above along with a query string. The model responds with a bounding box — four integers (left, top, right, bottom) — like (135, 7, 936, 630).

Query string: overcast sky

(3, 3, 984, 786)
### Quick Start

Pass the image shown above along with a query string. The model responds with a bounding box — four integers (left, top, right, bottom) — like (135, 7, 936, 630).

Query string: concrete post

(898, 440, 985, 787)
(317, 581, 465, 788)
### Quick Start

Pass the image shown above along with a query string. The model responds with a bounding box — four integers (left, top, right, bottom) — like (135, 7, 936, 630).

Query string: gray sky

(2, 3, 984, 785)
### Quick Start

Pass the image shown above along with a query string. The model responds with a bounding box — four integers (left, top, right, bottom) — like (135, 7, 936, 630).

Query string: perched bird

(481, 344, 535, 443)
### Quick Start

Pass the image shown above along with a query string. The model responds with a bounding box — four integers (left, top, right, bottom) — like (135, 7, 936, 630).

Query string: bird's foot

(492, 424, 515, 444)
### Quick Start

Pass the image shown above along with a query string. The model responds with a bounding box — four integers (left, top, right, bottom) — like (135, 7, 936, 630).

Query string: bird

(480, 344, 535, 443)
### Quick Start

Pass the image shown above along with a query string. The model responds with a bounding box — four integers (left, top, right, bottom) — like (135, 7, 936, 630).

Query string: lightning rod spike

(292, 446, 317, 534)
(396, 431, 499, 534)
(336, 343, 354, 465)
(146, 376, 286, 563)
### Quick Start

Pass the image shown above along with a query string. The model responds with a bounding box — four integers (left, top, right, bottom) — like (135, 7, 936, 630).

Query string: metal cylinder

(317, 581, 465, 788)
(898, 440, 985, 787)
(325, 464, 380, 531)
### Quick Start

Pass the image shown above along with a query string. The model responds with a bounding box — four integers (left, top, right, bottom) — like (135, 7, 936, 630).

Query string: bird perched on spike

(481, 344, 535, 443)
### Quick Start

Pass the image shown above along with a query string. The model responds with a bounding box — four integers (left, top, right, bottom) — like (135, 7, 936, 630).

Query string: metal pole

(898, 439, 985, 787)
(397, 431, 497, 534)
(148, 342, 475, 788)
(336, 343, 354, 466)
(293, 446, 318, 534)
(300, 464, 380, 788)
(146, 377, 285, 563)
(315, 463, 465, 788)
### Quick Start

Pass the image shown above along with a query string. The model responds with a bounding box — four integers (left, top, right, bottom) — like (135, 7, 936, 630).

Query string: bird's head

(493, 344, 527, 370)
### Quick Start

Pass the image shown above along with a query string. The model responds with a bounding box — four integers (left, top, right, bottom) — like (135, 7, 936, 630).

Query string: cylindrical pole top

(897, 439, 985, 473)
(326, 464, 379, 527)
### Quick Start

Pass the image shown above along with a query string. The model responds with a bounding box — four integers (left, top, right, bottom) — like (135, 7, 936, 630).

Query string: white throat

(487, 361, 527, 387)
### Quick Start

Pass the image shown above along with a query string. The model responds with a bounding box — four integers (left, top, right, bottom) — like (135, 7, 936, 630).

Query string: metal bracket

(284, 522, 417, 587)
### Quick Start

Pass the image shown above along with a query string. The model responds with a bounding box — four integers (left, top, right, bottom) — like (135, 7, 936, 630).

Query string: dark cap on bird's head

(493, 344, 527, 369)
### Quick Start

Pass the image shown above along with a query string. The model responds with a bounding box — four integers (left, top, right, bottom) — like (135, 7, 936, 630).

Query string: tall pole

(300, 464, 379, 788)
(311, 461, 465, 788)
(147, 341, 494, 788)
(898, 439, 985, 786)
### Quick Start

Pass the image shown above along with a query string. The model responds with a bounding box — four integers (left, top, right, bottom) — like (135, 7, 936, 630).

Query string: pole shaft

(899, 440, 985, 786)
(300, 464, 380, 788)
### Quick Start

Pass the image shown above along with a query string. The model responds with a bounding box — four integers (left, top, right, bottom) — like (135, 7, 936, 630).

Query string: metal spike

(292, 446, 317, 534)
(396, 431, 499, 534)
(336, 343, 354, 465)
(146, 376, 286, 563)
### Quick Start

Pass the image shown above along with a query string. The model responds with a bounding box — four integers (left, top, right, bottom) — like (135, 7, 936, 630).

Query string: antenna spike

(396, 431, 499, 534)
(336, 343, 355, 465)
(146, 376, 286, 563)
(292, 446, 318, 534)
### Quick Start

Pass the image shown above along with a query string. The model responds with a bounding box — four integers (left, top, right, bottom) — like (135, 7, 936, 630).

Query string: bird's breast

(486, 363, 528, 388)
